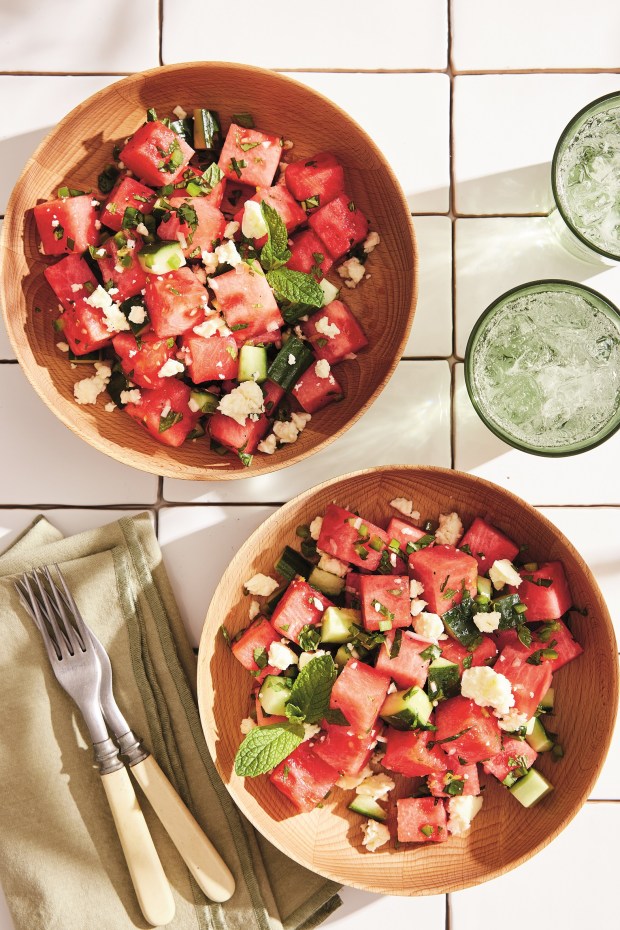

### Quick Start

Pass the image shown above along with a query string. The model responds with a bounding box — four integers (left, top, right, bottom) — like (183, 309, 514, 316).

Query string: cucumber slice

(319, 278, 340, 306)
(258, 675, 292, 716)
(526, 717, 554, 753)
(308, 566, 345, 597)
(190, 390, 219, 414)
(509, 768, 553, 808)
(275, 545, 312, 582)
(380, 686, 433, 730)
(187, 421, 206, 440)
(476, 576, 492, 599)
(348, 797, 386, 822)
(321, 607, 359, 644)
(539, 687, 555, 711)
(67, 349, 103, 364)
(193, 108, 221, 151)
(267, 336, 314, 391)
(427, 657, 460, 702)
(335, 643, 356, 668)
(238, 344, 268, 383)
(137, 240, 186, 274)
(442, 601, 481, 647)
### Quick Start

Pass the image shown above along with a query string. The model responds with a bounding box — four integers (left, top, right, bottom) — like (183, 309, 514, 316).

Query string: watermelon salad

(34, 106, 379, 465)
(228, 497, 583, 851)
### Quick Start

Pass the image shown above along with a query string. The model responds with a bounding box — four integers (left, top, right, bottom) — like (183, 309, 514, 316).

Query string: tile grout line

(3, 68, 620, 78)
(447, 0, 457, 477)
(158, 0, 164, 67)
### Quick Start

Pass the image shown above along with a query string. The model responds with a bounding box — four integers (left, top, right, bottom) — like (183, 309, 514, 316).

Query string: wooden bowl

(0, 62, 416, 481)
(198, 465, 618, 894)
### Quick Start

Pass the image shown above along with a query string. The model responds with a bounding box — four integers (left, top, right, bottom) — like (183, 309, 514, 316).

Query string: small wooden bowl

(0, 62, 416, 481)
(198, 465, 618, 895)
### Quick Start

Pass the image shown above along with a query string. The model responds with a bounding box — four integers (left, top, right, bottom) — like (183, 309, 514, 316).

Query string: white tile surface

(0, 1, 158, 72)
(158, 505, 278, 648)
(0, 366, 158, 505)
(451, 0, 620, 72)
(291, 72, 451, 213)
(163, 361, 452, 504)
(325, 888, 445, 929)
(0, 508, 148, 553)
(451, 803, 619, 928)
(453, 364, 620, 505)
(454, 217, 620, 357)
(589, 712, 620, 801)
(454, 74, 620, 214)
(0, 75, 118, 214)
(406, 216, 453, 357)
(162, 0, 448, 70)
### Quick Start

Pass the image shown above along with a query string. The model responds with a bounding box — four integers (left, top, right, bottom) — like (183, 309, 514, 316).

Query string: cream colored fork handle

(101, 767, 176, 926)
(130, 755, 236, 903)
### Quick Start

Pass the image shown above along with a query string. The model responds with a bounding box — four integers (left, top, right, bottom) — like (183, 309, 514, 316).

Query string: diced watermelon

(534, 619, 583, 672)
(495, 640, 553, 719)
(208, 411, 270, 456)
(292, 366, 343, 414)
(459, 517, 520, 576)
(220, 181, 255, 216)
(308, 193, 369, 260)
(375, 630, 432, 689)
(434, 696, 502, 764)
(285, 152, 345, 209)
(317, 504, 390, 572)
(509, 561, 572, 621)
(439, 636, 498, 675)
(329, 660, 391, 734)
(269, 741, 339, 813)
(44, 255, 111, 355)
(302, 301, 368, 365)
(358, 575, 410, 632)
(383, 729, 447, 777)
(145, 268, 209, 338)
(120, 120, 194, 187)
(231, 616, 282, 677)
(92, 232, 148, 302)
(427, 760, 480, 798)
(262, 379, 285, 418)
(100, 176, 156, 232)
(112, 332, 177, 389)
(344, 571, 361, 609)
(408, 545, 478, 617)
(156, 196, 227, 258)
(218, 123, 282, 188)
(312, 723, 381, 776)
(208, 264, 283, 345)
(397, 797, 448, 844)
(181, 332, 239, 383)
(173, 168, 226, 207)
(386, 517, 427, 550)
(123, 378, 200, 448)
(34, 195, 99, 256)
(234, 185, 306, 246)
(270, 578, 332, 643)
(482, 737, 538, 783)
(286, 229, 334, 279)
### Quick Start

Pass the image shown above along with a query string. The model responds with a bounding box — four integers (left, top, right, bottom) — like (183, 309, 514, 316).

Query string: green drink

(465, 281, 620, 456)
(552, 92, 620, 263)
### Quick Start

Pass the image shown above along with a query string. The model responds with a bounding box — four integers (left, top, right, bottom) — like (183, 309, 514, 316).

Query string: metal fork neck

(116, 730, 150, 767)
(93, 737, 125, 776)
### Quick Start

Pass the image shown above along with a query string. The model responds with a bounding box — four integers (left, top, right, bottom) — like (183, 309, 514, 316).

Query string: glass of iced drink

(552, 92, 620, 263)
(465, 280, 620, 455)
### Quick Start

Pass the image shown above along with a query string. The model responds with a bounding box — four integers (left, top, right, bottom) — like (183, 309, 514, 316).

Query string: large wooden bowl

(0, 62, 416, 480)
(198, 465, 618, 894)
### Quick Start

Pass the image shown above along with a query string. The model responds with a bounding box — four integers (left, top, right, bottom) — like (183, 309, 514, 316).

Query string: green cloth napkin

(0, 513, 341, 930)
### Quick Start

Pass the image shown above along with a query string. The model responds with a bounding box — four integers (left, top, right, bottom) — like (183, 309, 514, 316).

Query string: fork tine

(43, 565, 87, 652)
(16, 575, 63, 662)
(49, 565, 89, 650)
(31, 569, 79, 657)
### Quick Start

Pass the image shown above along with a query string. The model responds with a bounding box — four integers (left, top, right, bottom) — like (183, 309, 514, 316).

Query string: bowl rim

(197, 463, 619, 894)
(0, 61, 418, 482)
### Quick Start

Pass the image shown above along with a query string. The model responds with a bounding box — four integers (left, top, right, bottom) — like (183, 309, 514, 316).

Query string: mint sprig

(286, 653, 336, 725)
(266, 267, 324, 309)
(260, 201, 291, 271)
(234, 723, 304, 777)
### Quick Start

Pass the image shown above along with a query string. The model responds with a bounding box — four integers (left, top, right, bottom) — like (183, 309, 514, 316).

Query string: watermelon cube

(231, 616, 282, 678)
(286, 229, 334, 279)
(459, 517, 519, 576)
(509, 561, 572, 621)
(383, 729, 447, 778)
(181, 332, 239, 383)
(120, 120, 194, 187)
(156, 196, 227, 258)
(93, 232, 148, 302)
(173, 168, 226, 208)
(270, 578, 332, 644)
(208, 264, 284, 345)
(218, 123, 282, 188)
(220, 181, 255, 216)
(269, 741, 339, 813)
(427, 760, 480, 798)
(302, 300, 368, 365)
(434, 696, 502, 764)
(386, 517, 428, 551)
(234, 185, 306, 246)
(308, 193, 369, 260)
(329, 660, 391, 734)
(358, 575, 410, 632)
(408, 545, 478, 617)
(312, 723, 381, 776)
(208, 411, 270, 456)
(262, 379, 285, 418)
(482, 737, 538, 783)
(397, 797, 448, 843)
(285, 152, 345, 209)
(439, 636, 498, 675)
(123, 379, 200, 448)
(317, 505, 390, 572)
(534, 619, 583, 672)
(344, 571, 361, 609)
(44, 255, 111, 355)
(100, 176, 156, 232)
(112, 332, 177, 390)
(292, 366, 343, 414)
(145, 267, 209, 338)
(495, 641, 553, 719)
(375, 630, 432, 689)
(34, 194, 99, 256)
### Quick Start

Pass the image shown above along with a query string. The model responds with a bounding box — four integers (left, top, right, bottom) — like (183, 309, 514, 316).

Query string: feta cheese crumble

(409, 579, 425, 598)
(473, 610, 502, 633)
(363, 231, 381, 254)
(240, 717, 256, 735)
(257, 433, 277, 455)
(244, 573, 279, 597)
(267, 641, 298, 670)
(390, 497, 415, 517)
(337, 256, 365, 289)
(193, 316, 230, 338)
(410, 598, 428, 618)
(361, 820, 390, 852)
(158, 359, 185, 378)
(314, 316, 340, 339)
(315, 359, 331, 379)
(104, 402, 117, 413)
(413, 611, 444, 641)
(272, 419, 299, 444)
(119, 389, 141, 405)
(224, 220, 240, 239)
(127, 304, 147, 325)
(489, 559, 522, 590)
(447, 795, 483, 836)
(355, 773, 395, 800)
(215, 239, 242, 267)
(309, 516, 323, 541)
(317, 554, 349, 577)
(291, 411, 311, 432)
(434, 512, 464, 546)
(56, 341, 69, 353)
(496, 708, 529, 732)
(85, 285, 130, 333)
(461, 666, 515, 716)
(218, 380, 264, 426)
(302, 723, 321, 743)
(335, 765, 373, 790)
(241, 200, 269, 239)
(73, 363, 112, 405)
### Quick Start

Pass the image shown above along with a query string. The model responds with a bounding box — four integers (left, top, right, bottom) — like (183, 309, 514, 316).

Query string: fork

(16, 569, 176, 927)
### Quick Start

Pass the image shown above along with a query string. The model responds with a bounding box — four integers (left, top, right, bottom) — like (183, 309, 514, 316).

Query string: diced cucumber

(540, 687, 555, 712)
(380, 686, 433, 730)
(427, 657, 460, 702)
(348, 797, 386, 822)
(238, 344, 268, 383)
(190, 390, 219, 414)
(308, 566, 345, 597)
(509, 768, 553, 808)
(321, 607, 359, 644)
(187, 422, 206, 440)
(522, 562, 539, 572)
(263, 582, 288, 617)
(319, 278, 340, 306)
(476, 576, 492, 599)
(526, 717, 554, 753)
(258, 675, 292, 717)
(193, 108, 221, 151)
(442, 601, 481, 647)
(267, 336, 314, 391)
(138, 240, 186, 274)
(67, 349, 103, 364)
(335, 643, 356, 667)
(275, 545, 312, 582)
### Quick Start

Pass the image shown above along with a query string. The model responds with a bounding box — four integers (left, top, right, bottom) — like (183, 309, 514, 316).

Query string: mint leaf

(287, 653, 336, 725)
(260, 201, 291, 271)
(324, 708, 350, 726)
(266, 268, 324, 308)
(234, 723, 303, 776)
